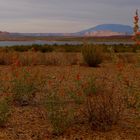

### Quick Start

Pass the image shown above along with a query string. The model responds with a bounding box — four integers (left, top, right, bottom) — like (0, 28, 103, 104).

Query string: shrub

(44, 76, 75, 135)
(74, 73, 124, 131)
(122, 67, 140, 109)
(0, 52, 15, 65)
(10, 67, 39, 106)
(63, 45, 81, 52)
(31, 44, 54, 53)
(17, 52, 34, 66)
(82, 44, 103, 67)
(118, 53, 137, 64)
(39, 46, 54, 53)
(0, 99, 10, 127)
(44, 68, 125, 134)
(45, 93, 75, 135)
(83, 90, 124, 131)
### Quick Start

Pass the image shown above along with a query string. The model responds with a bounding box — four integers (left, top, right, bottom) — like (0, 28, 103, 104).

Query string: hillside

(0, 24, 133, 37)
(76, 24, 133, 36)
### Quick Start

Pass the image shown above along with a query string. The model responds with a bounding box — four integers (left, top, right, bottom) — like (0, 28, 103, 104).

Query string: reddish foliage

(134, 16, 139, 21)
(76, 73, 80, 81)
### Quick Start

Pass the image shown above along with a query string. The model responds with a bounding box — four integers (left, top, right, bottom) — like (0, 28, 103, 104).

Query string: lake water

(0, 40, 134, 47)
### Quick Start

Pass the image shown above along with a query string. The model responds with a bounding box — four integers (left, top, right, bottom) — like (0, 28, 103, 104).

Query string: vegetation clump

(82, 44, 103, 67)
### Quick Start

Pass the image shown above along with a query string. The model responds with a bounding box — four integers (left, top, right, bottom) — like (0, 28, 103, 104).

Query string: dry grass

(81, 71, 125, 131)
(118, 53, 138, 64)
(82, 44, 103, 67)
(0, 50, 139, 67)
(0, 51, 82, 66)
(0, 51, 139, 139)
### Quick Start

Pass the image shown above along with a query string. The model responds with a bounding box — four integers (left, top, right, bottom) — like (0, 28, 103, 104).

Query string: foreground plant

(132, 9, 140, 52)
(44, 75, 76, 135)
(44, 68, 125, 134)
(10, 58, 44, 106)
(45, 93, 75, 135)
(0, 99, 10, 127)
(70, 71, 124, 131)
(11, 68, 36, 106)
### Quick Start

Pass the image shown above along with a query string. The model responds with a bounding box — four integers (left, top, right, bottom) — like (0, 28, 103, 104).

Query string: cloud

(0, 0, 139, 32)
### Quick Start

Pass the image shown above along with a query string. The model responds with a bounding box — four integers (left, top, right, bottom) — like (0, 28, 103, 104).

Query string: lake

(0, 40, 134, 47)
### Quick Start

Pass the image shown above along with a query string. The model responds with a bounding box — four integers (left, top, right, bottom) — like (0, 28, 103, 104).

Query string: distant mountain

(0, 24, 133, 37)
(75, 24, 133, 36)
(0, 31, 9, 36)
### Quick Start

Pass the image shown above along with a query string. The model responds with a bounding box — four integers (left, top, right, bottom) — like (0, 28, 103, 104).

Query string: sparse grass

(0, 46, 139, 139)
(0, 99, 10, 127)
(83, 75, 124, 131)
(0, 51, 81, 66)
(10, 65, 45, 106)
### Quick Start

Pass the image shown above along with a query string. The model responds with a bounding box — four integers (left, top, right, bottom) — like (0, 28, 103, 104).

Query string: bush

(84, 91, 123, 131)
(44, 76, 76, 135)
(74, 73, 124, 131)
(44, 69, 125, 134)
(63, 44, 81, 52)
(0, 99, 10, 127)
(45, 93, 75, 135)
(82, 44, 103, 67)
(10, 67, 39, 106)
(32, 45, 54, 53)
(118, 53, 137, 64)
(0, 52, 15, 65)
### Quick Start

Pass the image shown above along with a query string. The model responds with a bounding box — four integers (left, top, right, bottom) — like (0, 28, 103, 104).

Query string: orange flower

(26, 67, 31, 72)
(77, 92, 82, 96)
(136, 32, 140, 36)
(13, 59, 21, 67)
(4, 75, 10, 81)
(81, 82, 87, 88)
(116, 61, 124, 72)
(15, 71, 19, 78)
(132, 36, 135, 40)
(76, 73, 80, 80)
(123, 76, 130, 86)
(134, 16, 139, 21)
(48, 80, 52, 86)
(136, 41, 140, 45)
(60, 91, 65, 97)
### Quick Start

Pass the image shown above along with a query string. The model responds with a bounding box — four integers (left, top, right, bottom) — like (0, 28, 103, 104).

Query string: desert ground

(0, 46, 140, 140)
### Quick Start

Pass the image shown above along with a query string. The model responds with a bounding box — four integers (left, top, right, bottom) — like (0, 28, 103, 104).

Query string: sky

(0, 0, 140, 33)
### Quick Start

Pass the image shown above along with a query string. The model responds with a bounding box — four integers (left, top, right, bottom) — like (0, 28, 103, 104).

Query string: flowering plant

(133, 10, 140, 45)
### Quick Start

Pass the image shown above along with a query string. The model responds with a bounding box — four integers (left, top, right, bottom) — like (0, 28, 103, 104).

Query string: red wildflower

(81, 82, 87, 89)
(76, 73, 80, 80)
(132, 36, 135, 40)
(123, 76, 130, 86)
(134, 16, 139, 21)
(116, 61, 124, 72)
(136, 32, 140, 35)
(26, 67, 31, 72)
(60, 91, 65, 97)
(15, 70, 19, 78)
(136, 41, 140, 45)
(77, 92, 82, 96)
(14, 59, 21, 67)
(48, 80, 52, 86)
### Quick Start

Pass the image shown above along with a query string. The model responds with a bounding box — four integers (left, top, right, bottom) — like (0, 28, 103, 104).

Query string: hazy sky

(0, 0, 140, 33)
